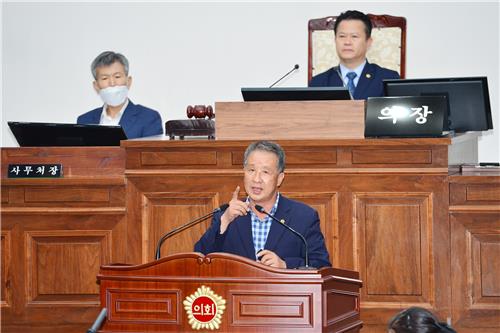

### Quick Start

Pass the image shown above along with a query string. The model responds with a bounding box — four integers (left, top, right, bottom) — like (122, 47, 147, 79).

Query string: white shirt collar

(100, 99, 129, 126)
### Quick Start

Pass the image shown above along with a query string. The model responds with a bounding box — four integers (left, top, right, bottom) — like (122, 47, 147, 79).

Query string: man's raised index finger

(232, 186, 240, 200)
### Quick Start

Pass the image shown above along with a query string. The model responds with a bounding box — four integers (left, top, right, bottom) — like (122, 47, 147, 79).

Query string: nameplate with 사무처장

(8, 164, 63, 178)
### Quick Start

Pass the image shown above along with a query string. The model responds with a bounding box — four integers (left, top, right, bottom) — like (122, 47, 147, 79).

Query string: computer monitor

(8, 121, 127, 147)
(384, 77, 492, 132)
(241, 87, 351, 101)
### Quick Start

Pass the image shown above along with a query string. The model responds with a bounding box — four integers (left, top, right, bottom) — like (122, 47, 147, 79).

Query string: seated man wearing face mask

(77, 51, 163, 139)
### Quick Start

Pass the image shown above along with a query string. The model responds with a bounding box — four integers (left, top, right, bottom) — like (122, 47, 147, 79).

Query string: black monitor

(241, 87, 351, 101)
(384, 77, 492, 132)
(8, 121, 127, 147)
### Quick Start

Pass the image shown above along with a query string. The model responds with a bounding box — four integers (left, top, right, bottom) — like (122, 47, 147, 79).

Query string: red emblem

(191, 296, 216, 322)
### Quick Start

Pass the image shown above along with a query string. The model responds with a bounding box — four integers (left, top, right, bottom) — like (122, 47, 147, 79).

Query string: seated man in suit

(77, 51, 163, 139)
(309, 10, 400, 100)
(195, 141, 331, 269)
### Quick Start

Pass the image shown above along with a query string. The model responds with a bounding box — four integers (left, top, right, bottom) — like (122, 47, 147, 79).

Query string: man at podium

(195, 141, 331, 269)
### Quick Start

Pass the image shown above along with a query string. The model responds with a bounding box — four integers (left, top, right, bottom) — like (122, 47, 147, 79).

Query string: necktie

(346, 72, 357, 96)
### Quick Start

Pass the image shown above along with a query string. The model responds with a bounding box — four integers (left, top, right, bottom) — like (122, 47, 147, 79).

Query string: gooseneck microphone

(155, 203, 229, 260)
(87, 308, 107, 333)
(269, 64, 300, 88)
(335, 66, 354, 100)
(254, 204, 314, 269)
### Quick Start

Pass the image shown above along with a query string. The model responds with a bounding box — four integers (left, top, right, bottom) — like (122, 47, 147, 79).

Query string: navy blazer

(77, 100, 163, 139)
(309, 62, 400, 100)
(194, 196, 332, 269)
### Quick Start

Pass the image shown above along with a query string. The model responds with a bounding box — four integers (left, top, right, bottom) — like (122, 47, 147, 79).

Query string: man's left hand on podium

(257, 249, 286, 268)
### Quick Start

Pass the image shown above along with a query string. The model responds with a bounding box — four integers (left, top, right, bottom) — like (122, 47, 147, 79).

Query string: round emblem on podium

(183, 285, 226, 330)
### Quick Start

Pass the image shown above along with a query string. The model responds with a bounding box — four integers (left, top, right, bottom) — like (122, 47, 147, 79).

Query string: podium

(97, 252, 362, 332)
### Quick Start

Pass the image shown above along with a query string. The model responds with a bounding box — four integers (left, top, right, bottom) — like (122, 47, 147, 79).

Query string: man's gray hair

(243, 141, 286, 173)
(91, 51, 129, 79)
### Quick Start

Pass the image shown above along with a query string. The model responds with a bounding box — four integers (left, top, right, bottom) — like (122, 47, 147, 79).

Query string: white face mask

(99, 85, 129, 107)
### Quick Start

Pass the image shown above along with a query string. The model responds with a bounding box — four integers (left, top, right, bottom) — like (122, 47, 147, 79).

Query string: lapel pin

(366, 73, 372, 79)
(280, 219, 286, 224)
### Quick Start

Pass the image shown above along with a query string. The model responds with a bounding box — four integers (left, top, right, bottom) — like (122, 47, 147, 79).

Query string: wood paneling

(1, 134, 489, 332)
(1, 188, 8, 204)
(232, 293, 312, 326)
(142, 193, 220, 262)
(25, 230, 111, 304)
(1, 147, 126, 333)
(285, 192, 339, 266)
(215, 101, 366, 140)
(352, 149, 432, 164)
(25, 187, 110, 203)
(1, 231, 12, 308)
(108, 289, 180, 322)
(355, 195, 430, 300)
(466, 184, 500, 201)
(449, 174, 500, 206)
(449, 173, 500, 332)
(450, 212, 500, 330)
(0, 147, 124, 178)
(122, 138, 456, 332)
(140, 151, 218, 166)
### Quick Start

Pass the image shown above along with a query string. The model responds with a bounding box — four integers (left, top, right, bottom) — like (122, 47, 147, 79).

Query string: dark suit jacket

(308, 62, 400, 100)
(77, 100, 163, 139)
(194, 196, 331, 269)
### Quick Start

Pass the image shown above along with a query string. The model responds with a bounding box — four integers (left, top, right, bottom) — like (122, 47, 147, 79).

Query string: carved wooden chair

(308, 14, 407, 81)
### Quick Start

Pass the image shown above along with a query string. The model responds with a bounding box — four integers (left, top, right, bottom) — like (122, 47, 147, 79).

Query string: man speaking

(195, 141, 331, 269)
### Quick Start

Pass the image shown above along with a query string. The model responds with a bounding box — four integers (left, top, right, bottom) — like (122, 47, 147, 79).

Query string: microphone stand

(254, 205, 315, 270)
(155, 204, 229, 260)
(269, 64, 300, 88)
(87, 308, 107, 333)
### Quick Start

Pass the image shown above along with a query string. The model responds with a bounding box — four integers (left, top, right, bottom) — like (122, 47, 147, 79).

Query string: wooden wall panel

(450, 211, 500, 330)
(449, 175, 500, 207)
(0, 147, 124, 178)
(231, 293, 313, 326)
(1, 230, 12, 308)
(352, 149, 432, 164)
(466, 185, 500, 201)
(25, 230, 111, 304)
(1, 185, 124, 208)
(24, 187, 110, 203)
(1, 147, 127, 333)
(355, 194, 430, 302)
(141, 151, 218, 166)
(1, 213, 126, 332)
(143, 193, 220, 262)
(125, 173, 243, 264)
(1, 188, 8, 204)
(284, 192, 338, 266)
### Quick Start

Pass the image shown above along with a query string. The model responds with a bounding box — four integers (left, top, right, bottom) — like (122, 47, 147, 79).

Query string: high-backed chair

(308, 14, 407, 82)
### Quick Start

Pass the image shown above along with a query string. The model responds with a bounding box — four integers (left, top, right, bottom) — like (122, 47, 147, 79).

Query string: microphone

(87, 308, 107, 333)
(254, 204, 314, 269)
(155, 203, 229, 260)
(269, 64, 300, 88)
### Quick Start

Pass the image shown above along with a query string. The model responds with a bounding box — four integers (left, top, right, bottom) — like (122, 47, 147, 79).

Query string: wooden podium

(97, 252, 362, 332)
